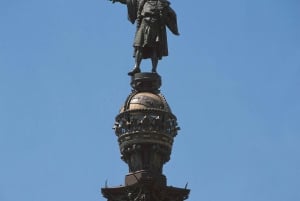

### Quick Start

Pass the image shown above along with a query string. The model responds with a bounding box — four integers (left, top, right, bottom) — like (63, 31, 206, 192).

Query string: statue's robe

(125, 0, 179, 59)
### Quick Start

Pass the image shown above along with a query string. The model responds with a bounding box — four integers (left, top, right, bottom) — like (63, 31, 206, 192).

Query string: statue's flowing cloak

(164, 6, 179, 36)
(126, 0, 179, 59)
(126, 0, 138, 24)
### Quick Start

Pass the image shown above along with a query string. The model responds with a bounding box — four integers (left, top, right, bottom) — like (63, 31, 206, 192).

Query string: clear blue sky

(0, 0, 299, 201)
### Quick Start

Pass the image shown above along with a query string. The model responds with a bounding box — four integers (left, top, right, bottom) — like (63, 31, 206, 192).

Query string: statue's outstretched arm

(108, 0, 126, 4)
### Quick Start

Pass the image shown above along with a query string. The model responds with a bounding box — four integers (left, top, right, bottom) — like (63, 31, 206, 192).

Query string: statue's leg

(151, 50, 158, 73)
(128, 48, 142, 76)
(135, 48, 142, 70)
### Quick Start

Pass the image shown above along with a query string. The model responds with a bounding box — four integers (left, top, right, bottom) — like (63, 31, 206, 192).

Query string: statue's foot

(128, 67, 141, 76)
(151, 68, 157, 73)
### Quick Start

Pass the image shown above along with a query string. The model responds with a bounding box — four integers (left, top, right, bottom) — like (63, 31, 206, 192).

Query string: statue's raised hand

(108, 0, 126, 4)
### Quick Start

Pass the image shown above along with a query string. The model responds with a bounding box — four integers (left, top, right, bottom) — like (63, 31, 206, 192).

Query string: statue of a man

(109, 0, 179, 76)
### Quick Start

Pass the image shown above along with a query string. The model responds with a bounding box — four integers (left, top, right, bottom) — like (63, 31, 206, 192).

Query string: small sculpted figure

(109, 0, 179, 75)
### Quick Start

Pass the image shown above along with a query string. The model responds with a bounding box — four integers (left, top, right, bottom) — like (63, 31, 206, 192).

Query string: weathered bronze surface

(102, 1, 189, 200)
(109, 0, 179, 76)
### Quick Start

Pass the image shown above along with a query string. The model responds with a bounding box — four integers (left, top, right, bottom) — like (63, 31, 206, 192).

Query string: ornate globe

(119, 92, 171, 112)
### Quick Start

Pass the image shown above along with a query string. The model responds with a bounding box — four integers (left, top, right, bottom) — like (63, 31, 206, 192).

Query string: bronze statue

(109, 0, 179, 76)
